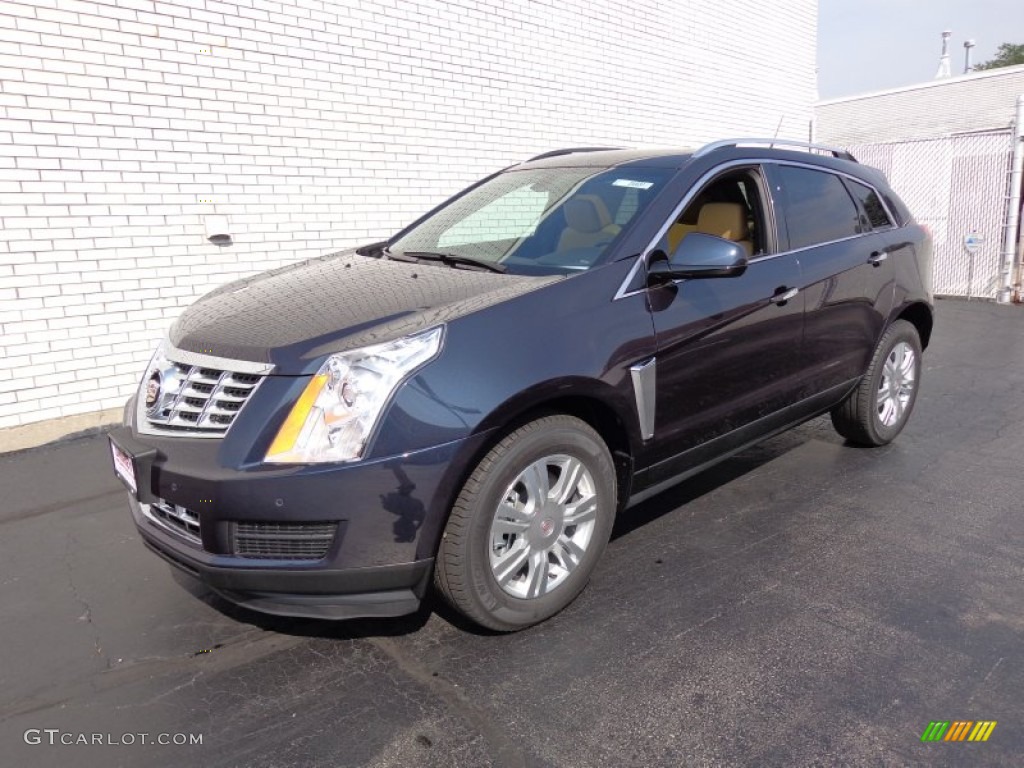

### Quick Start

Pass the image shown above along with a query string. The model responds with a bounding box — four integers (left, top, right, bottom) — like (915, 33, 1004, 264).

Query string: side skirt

(625, 379, 859, 509)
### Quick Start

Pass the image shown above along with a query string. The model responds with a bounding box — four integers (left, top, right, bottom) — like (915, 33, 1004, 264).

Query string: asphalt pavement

(0, 298, 1022, 767)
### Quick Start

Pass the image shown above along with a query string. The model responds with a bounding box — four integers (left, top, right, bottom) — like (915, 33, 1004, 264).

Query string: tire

(830, 319, 922, 446)
(434, 415, 616, 631)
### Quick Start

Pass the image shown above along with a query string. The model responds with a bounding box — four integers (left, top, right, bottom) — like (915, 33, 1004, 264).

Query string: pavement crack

(369, 636, 526, 768)
(117, 670, 205, 710)
(967, 657, 1004, 706)
(63, 532, 111, 671)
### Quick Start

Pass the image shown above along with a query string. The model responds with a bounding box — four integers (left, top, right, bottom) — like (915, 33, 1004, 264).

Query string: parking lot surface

(0, 298, 1022, 767)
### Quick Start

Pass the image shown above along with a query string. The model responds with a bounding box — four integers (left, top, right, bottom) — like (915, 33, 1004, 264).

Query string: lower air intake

(233, 521, 339, 560)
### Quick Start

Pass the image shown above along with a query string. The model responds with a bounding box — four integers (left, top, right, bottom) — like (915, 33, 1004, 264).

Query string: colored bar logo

(921, 721, 997, 742)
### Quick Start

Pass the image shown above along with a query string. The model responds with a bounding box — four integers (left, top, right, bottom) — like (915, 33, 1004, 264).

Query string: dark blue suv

(109, 140, 933, 631)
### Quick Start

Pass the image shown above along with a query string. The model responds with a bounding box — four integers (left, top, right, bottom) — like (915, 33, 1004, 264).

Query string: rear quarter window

(774, 165, 862, 250)
(845, 179, 893, 231)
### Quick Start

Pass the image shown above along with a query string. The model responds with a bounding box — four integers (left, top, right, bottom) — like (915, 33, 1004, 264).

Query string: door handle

(868, 251, 888, 266)
(769, 286, 799, 305)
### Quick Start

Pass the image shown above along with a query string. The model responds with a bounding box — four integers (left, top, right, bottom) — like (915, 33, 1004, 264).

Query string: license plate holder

(107, 429, 158, 504)
(110, 439, 137, 495)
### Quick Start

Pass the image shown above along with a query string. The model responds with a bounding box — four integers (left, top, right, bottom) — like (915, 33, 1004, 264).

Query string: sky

(817, 0, 1022, 100)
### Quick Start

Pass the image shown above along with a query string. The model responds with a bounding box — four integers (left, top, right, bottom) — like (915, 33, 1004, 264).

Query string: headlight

(264, 326, 444, 463)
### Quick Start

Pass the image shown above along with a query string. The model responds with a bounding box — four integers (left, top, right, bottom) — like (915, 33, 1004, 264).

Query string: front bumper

(134, 499, 432, 619)
(110, 423, 490, 620)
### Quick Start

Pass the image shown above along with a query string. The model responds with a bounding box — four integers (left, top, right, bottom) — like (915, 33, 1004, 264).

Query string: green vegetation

(975, 43, 1024, 70)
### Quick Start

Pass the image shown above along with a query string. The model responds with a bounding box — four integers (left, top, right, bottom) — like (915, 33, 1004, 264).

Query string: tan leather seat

(667, 223, 697, 253)
(688, 202, 754, 257)
(558, 195, 621, 251)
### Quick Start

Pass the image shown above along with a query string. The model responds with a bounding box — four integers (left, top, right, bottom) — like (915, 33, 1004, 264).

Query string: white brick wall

(0, 0, 817, 431)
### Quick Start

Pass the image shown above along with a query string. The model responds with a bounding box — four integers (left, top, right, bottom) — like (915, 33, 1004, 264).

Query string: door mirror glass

(648, 233, 749, 281)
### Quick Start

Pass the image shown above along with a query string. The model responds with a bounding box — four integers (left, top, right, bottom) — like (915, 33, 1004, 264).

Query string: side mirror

(647, 233, 749, 282)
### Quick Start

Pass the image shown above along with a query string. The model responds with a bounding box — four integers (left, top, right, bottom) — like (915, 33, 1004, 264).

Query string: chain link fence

(846, 131, 1014, 298)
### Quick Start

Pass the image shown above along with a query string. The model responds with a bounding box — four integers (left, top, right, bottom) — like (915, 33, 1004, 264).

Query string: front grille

(146, 363, 263, 435)
(147, 498, 202, 546)
(233, 521, 339, 560)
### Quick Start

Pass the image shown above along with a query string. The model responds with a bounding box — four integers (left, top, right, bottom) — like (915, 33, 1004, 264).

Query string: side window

(774, 166, 862, 250)
(845, 179, 893, 231)
(438, 185, 549, 247)
(663, 169, 767, 257)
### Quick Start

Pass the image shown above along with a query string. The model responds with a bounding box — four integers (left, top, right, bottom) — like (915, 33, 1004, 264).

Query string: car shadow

(611, 426, 820, 541)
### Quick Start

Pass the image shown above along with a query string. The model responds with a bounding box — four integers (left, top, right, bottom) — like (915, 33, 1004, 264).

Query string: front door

(646, 166, 806, 475)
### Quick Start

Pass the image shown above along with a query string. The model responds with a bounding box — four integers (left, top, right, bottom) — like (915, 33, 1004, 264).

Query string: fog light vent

(233, 521, 338, 560)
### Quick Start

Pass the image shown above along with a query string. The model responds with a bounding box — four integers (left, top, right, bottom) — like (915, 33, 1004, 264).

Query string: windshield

(388, 166, 673, 275)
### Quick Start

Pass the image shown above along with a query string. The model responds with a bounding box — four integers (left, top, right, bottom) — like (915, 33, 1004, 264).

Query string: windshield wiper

(382, 246, 418, 263)
(398, 251, 507, 273)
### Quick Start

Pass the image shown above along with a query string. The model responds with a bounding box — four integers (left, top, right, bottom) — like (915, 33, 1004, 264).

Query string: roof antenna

(770, 116, 784, 148)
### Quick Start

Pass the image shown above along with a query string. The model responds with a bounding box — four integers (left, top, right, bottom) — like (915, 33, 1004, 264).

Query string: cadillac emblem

(145, 369, 162, 412)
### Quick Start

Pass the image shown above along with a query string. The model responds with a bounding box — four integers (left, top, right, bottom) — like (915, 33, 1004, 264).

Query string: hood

(169, 250, 558, 373)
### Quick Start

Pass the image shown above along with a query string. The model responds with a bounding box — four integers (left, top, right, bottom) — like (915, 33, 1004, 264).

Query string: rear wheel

(434, 415, 616, 631)
(830, 319, 922, 446)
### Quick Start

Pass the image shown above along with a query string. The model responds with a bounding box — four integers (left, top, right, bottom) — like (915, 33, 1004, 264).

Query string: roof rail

(693, 138, 857, 163)
(525, 147, 622, 162)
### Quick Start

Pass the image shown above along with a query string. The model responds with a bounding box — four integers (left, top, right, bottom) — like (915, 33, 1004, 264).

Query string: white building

(0, 0, 818, 447)
(816, 64, 1024, 145)
(816, 65, 1024, 301)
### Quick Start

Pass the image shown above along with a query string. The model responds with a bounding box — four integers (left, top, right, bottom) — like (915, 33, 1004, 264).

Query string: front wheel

(434, 415, 616, 631)
(831, 319, 922, 446)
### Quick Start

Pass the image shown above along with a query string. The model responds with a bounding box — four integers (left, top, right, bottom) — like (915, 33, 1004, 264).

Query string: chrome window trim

(769, 159, 900, 235)
(613, 157, 899, 301)
(762, 231, 873, 257)
(613, 257, 647, 301)
(842, 176, 897, 231)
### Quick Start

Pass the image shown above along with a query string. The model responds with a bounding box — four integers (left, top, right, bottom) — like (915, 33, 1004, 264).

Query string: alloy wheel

(488, 454, 598, 599)
(877, 341, 916, 427)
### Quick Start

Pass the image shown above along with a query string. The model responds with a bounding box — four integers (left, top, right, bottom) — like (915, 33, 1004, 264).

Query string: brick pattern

(0, 0, 816, 429)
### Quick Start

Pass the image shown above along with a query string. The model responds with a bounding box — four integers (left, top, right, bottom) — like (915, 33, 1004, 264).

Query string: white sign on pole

(964, 231, 985, 254)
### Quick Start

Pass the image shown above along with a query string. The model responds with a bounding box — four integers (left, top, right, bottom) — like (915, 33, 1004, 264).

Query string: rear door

(766, 163, 896, 400)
